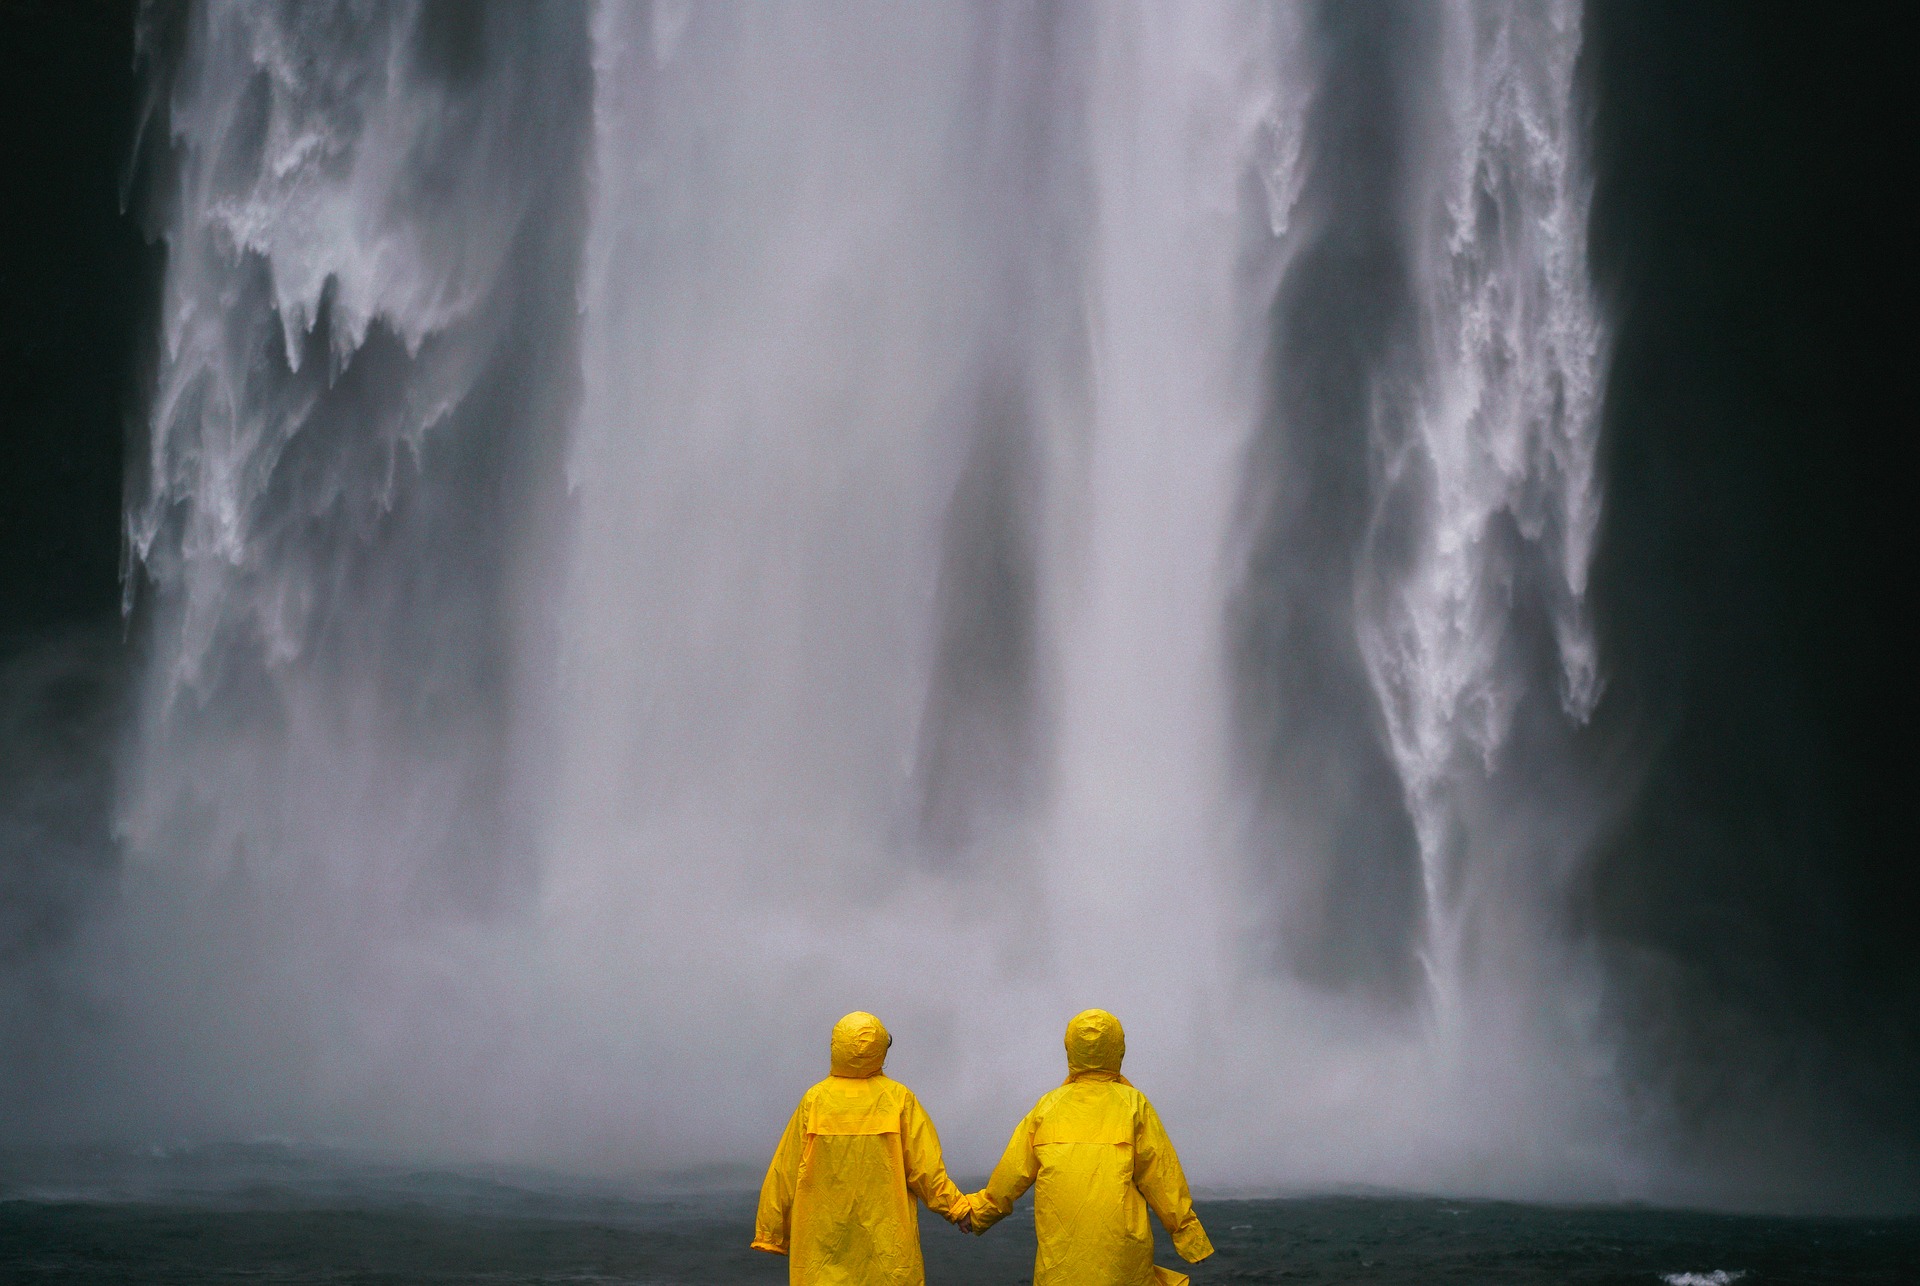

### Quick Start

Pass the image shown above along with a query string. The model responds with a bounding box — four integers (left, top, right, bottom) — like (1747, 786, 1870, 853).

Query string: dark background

(1578, 0, 1916, 1183)
(1, 0, 146, 648)
(1, 0, 1912, 1190)
(0, 0, 147, 964)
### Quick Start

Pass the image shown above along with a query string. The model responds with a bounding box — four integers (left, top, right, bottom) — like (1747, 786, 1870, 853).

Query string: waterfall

(111, 0, 592, 1142)
(1034, 0, 1299, 1042)
(123, 0, 587, 906)
(80, 0, 1639, 1195)
(1355, 0, 1605, 1021)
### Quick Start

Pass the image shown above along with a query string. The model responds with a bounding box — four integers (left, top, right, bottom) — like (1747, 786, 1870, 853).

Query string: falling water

(1356, 0, 1604, 1026)
(32, 0, 1650, 1198)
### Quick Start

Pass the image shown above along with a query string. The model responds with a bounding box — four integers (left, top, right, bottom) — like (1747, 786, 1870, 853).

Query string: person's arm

(751, 1100, 806, 1254)
(965, 1107, 1040, 1235)
(1133, 1099, 1213, 1263)
(901, 1092, 971, 1227)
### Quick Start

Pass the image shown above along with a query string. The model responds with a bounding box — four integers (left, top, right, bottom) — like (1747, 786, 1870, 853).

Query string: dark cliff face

(0, 0, 144, 962)
(0, 0, 145, 648)
(1580, 0, 1916, 1192)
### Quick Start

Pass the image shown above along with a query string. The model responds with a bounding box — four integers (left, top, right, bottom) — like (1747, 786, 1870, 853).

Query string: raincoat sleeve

(901, 1091, 970, 1225)
(751, 1099, 806, 1254)
(965, 1107, 1040, 1235)
(1134, 1099, 1213, 1262)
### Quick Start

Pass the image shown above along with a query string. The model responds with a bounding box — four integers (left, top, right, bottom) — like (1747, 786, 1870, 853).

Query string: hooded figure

(753, 1012, 971, 1284)
(963, 1010, 1213, 1286)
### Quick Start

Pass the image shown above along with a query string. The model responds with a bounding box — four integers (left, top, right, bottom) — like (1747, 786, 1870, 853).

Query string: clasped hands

(948, 1192, 991, 1236)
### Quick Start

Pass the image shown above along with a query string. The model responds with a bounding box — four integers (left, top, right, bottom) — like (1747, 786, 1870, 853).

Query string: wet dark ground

(2, 1155, 1914, 1285)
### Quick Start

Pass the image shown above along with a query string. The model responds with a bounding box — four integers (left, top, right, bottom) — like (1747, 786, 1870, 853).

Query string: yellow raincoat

(752, 1012, 970, 1285)
(965, 1010, 1213, 1286)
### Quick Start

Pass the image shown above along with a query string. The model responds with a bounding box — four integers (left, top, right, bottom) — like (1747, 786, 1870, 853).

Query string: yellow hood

(829, 1011, 890, 1078)
(1063, 1009, 1128, 1081)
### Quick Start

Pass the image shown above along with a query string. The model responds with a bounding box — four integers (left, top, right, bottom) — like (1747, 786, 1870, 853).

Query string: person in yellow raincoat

(752, 1011, 972, 1284)
(963, 1009, 1213, 1286)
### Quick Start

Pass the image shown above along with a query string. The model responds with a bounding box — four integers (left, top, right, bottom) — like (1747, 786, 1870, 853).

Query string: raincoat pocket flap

(1033, 1120, 1132, 1146)
(807, 1112, 902, 1136)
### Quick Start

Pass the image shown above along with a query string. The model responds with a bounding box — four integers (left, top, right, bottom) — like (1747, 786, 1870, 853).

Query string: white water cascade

(52, 0, 1651, 1198)
(1358, 0, 1607, 1055)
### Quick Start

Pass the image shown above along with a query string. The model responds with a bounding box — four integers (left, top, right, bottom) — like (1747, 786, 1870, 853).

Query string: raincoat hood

(1063, 1009, 1127, 1080)
(830, 1011, 891, 1078)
